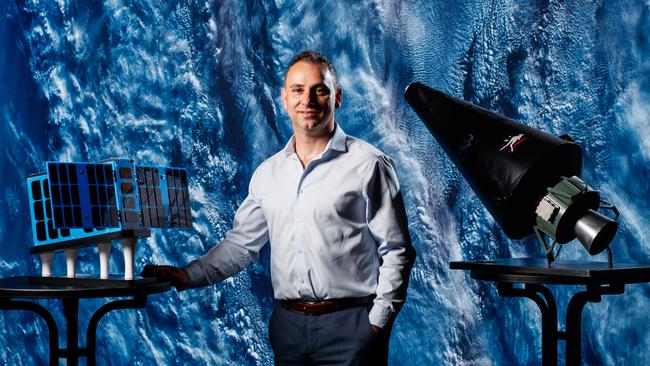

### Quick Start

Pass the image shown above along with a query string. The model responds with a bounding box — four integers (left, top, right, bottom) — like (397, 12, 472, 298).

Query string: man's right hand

(141, 264, 190, 291)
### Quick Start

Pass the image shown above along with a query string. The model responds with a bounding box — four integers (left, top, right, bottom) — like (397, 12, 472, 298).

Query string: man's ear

(335, 87, 342, 109)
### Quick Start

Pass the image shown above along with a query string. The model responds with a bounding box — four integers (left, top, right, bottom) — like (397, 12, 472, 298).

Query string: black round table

(0, 276, 171, 366)
(450, 258, 650, 366)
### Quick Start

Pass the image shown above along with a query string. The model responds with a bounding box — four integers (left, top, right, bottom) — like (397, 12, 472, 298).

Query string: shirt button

(295, 218, 301, 223)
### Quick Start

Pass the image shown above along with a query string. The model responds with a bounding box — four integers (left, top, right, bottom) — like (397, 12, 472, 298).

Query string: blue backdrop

(1, 1, 649, 365)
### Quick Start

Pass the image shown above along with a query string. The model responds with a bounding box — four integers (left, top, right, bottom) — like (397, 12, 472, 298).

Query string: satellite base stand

(39, 252, 54, 277)
(97, 242, 111, 279)
(120, 238, 137, 280)
(65, 248, 78, 278)
(31, 230, 151, 281)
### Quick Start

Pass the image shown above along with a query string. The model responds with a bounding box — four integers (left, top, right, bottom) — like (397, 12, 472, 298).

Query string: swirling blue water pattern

(1, 1, 649, 365)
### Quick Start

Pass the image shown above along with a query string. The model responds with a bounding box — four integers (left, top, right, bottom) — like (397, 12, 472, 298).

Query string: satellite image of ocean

(1, 1, 649, 365)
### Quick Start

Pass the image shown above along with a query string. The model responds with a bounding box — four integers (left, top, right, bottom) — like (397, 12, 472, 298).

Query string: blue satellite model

(27, 158, 192, 280)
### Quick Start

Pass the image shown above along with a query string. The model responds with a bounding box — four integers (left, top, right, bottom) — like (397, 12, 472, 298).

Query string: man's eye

(315, 87, 329, 95)
(292, 89, 303, 94)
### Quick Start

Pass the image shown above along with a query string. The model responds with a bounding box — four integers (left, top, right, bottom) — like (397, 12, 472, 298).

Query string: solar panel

(137, 166, 192, 228)
(41, 159, 192, 232)
(27, 173, 120, 248)
(47, 162, 118, 229)
(137, 166, 164, 227)
(166, 168, 192, 228)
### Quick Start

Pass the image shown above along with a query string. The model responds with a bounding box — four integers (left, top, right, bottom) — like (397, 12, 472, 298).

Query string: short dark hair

(285, 50, 339, 89)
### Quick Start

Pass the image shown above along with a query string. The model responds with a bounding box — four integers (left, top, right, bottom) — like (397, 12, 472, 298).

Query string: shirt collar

(283, 123, 348, 157)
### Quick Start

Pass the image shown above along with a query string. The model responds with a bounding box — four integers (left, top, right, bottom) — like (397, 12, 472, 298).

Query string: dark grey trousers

(268, 304, 391, 366)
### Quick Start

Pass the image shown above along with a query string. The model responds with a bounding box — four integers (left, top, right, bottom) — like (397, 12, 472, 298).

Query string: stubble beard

(294, 113, 334, 138)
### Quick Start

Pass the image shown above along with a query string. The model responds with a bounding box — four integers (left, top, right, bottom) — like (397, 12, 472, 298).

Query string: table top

(0, 276, 172, 299)
(450, 258, 650, 285)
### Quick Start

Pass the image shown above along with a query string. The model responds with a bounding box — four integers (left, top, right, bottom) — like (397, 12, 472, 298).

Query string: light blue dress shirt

(184, 124, 415, 328)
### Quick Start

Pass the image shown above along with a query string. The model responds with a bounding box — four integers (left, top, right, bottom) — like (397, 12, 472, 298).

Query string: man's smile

(298, 110, 321, 117)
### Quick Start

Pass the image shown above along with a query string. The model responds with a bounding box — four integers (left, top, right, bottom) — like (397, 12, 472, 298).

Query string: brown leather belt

(281, 295, 375, 315)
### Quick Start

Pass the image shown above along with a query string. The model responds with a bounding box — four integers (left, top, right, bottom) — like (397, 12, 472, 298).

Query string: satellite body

(27, 158, 192, 279)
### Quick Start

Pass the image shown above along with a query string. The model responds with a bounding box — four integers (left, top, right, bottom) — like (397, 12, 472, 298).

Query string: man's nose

(300, 90, 318, 106)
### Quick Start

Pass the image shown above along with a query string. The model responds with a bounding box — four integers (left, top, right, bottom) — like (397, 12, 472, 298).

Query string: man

(143, 50, 416, 366)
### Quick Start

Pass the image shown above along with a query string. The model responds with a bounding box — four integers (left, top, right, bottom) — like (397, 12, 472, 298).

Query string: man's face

(282, 61, 342, 136)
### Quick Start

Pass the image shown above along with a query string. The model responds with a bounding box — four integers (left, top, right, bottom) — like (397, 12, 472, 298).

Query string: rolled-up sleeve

(184, 169, 269, 288)
(363, 155, 416, 328)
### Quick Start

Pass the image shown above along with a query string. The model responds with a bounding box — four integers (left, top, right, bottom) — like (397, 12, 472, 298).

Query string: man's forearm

(370, 243, 416, 328)
(184, 239, 260, 287)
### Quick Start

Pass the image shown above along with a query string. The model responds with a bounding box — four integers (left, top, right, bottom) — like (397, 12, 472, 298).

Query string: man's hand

(371, 324, 382, 335)
(141, 264, 190, 291)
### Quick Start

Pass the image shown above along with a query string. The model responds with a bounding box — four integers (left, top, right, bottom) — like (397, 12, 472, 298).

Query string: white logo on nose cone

(500, 134, 527, 153)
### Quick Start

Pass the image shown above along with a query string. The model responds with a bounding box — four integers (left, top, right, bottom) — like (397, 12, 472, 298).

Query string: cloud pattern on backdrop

(0, 1, 649, 364)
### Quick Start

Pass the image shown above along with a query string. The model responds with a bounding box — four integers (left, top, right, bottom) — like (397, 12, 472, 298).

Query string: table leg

(86, 296, 148, 366)
(564, 283, 624, 366)
(62, 298, 80, 366)
(498, 283, 558, 366)
(0, 299, 60, 366)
